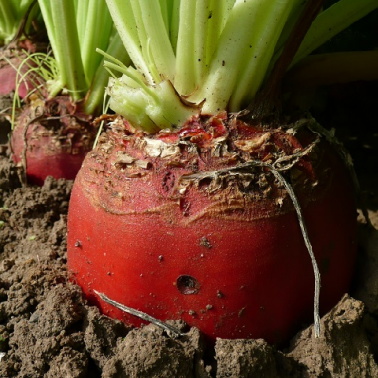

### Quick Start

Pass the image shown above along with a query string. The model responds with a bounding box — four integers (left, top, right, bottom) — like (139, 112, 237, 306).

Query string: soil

(1, 81, 378, 377)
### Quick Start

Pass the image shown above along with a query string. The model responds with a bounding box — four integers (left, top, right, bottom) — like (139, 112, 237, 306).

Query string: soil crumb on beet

(1, 83, 378, 377)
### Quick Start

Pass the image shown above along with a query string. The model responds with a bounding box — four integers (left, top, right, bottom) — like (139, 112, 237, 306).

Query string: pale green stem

(85, 34, 131, 115)
(103, 0, 378, 131)
(193, 0, 212, 86)
(103, 60, 157, 99)
(76, 0, 88, 44)
(205, 0, 234, 67)
(80, 0, 113, 87)
(38, 0, 65, 89)
(175, 0, 234, 96)
(0, 0, 17, 41)
(128, 0, 150, 75)
(105, 0, 154, 84)
(134, 0, 176, 83)
(39, 0, 87, 100)
(169, 0, 181, 52)
(159, 0, 171, 33)
(291, 0, 378, 67)
(107, 76, 197, 132)
(229, 0, 294, 111)
(72, 0, 79, 14)
(174, 0, 197, 95)
(189, 0, 294, 114)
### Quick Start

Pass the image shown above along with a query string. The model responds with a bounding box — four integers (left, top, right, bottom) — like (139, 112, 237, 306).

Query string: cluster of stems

(36, 0, 131, 114)
(0, 0, 39, 45)
(101, 0, 378, 130)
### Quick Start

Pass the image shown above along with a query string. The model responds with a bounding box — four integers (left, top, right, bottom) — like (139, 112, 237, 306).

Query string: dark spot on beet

(176, 275, 200, 295)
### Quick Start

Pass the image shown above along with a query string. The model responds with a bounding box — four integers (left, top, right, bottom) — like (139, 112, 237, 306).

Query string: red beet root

(11, 96, 95, 186)
(0, 63, 29, 98)
(67, 113, 357, 344)
(0, 42, 45, 99)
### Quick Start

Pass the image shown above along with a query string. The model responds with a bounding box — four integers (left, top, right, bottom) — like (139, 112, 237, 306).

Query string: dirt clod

(287, 295, 378, 377)
(215, 338, 279, 377)
(102, 323, 208, 378)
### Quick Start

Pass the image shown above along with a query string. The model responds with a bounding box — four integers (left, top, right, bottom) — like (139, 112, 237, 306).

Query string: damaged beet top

(67, 113, 357, 344)
(11, 96, 95, 186)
